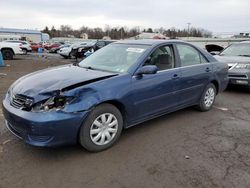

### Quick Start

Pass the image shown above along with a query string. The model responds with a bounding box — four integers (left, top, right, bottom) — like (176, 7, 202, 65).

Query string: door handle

(205, 67, 211, 72)
(172, 74, 180, 80)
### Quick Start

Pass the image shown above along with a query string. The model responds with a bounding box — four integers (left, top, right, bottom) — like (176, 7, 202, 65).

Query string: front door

(129, 45, 182, 123)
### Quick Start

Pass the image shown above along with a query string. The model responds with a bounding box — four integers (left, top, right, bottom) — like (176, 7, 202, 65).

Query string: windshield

(79, 44, 148, 73)
(220, 43, 250, 57)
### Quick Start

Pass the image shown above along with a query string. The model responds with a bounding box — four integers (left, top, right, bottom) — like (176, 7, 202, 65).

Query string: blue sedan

(2, 40, 229, 152)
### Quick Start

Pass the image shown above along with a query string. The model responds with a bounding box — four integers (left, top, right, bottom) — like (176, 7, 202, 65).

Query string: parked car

(4, 40, 32, 54)
(30, 42, 43, 52)
(0, 41, 25, 60)
(214, 41, 250, 91)
(44, 42, 62, 50)
(58, 42, 89, 59)
(2, 40, 228, 152)
(49, 44, 71, 54)
(73, 40, 116, 58)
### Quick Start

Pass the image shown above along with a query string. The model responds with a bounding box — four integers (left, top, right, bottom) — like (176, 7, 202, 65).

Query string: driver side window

(144, 45, 175, 71)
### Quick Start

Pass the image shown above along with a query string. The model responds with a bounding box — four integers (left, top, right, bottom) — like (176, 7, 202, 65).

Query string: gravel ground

(0, 54, 250, 188)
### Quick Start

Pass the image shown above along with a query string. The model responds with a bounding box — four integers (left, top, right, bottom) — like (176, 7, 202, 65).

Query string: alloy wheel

(204, 87, 215, 108)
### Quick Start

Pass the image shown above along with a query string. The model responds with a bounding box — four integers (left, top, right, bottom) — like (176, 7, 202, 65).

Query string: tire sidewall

(199, 83, 216, 111)
(79, 104, 123, 152)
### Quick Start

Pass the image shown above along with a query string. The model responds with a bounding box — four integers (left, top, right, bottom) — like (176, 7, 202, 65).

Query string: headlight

(235, 64, 250, 69)
(32, 96, 75, 112)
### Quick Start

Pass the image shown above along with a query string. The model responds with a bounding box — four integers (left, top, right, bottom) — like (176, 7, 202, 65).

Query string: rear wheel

(79, 104, 123, 152)
(1, 49, 14, 60)
(197, 83, 216, 111)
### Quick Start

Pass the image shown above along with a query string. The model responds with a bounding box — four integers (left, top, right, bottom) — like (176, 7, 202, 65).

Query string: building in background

(0, 28, 50, 42)
(80, 33, 88, 39)
(0, 34, 21, 42)
(42, 33, 50, 42)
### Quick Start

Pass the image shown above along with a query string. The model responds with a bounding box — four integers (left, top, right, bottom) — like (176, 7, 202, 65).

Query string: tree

(146, 28, 153, 33)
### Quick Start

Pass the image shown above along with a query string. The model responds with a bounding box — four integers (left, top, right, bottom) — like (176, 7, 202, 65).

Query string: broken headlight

(32, 96, 75, 112)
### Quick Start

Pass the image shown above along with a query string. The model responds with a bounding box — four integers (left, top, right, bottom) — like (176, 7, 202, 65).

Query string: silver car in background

(214, 41, 250, 91)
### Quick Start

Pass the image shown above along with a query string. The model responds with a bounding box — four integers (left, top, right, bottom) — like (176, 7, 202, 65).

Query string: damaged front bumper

(2, 98, 89, 147)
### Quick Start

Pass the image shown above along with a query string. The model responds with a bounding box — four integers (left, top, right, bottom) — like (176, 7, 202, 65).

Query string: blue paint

(0, 51, 5, 67)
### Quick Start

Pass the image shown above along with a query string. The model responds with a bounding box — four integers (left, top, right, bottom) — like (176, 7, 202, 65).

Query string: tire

(79, 103, 123, 152)
(22, 49, 28, 55)
(90, 48, 95, 53)
(197, 83, 216, 112)
(69, 52, 74, 59)
(1, 49, 14, 60)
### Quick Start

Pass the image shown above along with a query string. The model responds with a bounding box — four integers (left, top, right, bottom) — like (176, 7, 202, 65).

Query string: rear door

(175, 44, 212, 105)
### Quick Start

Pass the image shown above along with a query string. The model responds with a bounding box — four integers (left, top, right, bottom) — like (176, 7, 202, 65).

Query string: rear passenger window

(176, 44, 208, 67)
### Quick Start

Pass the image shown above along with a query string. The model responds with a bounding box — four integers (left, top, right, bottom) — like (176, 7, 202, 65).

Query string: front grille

(11, 94, 28, 109)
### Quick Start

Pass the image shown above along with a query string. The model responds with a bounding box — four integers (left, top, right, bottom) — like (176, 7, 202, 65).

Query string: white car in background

(58, 42, 88, 59)
(4, 40, 32, 54)
(0, 41, 24, 60)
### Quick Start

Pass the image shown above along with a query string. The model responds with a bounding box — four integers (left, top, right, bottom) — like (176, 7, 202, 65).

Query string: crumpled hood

(11, 64, 116, 98)
(214, 55, 250, 64)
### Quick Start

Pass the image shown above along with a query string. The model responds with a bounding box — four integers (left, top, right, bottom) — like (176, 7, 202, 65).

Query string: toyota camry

(2, 40, 229, 152)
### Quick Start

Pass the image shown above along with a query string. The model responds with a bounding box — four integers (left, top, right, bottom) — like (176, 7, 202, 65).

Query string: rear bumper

(2, 98, 89, 147)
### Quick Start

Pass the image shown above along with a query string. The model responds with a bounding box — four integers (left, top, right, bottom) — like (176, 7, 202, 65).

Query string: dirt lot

(0, 54, 250, 188)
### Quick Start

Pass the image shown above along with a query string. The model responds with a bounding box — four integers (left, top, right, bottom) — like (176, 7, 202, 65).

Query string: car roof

(114, 39, 188, 46)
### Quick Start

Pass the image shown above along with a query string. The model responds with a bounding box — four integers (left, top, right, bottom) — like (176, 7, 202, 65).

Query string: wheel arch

(211, 80, 219, 94)
(98, 100, 127, 127)
(1, 47, 14, 55)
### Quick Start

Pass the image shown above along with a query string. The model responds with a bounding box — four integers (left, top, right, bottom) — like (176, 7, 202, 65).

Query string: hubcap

(90, 113, 118, 145)
(204, 87, 215, 108)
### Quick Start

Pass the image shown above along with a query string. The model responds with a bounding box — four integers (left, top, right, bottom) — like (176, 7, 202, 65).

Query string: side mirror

(136, 65, 158, 75)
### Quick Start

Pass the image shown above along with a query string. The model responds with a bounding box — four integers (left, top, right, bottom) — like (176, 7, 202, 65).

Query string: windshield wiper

(72, 62, 79, 66)
(238, 55, 250, 57)
(81, 66, 95, 70)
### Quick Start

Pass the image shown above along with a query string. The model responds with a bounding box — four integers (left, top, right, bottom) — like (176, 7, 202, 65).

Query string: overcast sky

(0, 0, 249, 33)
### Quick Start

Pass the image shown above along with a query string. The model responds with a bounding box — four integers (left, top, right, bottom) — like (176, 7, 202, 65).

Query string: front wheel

(197, 83, 216, 112)
(79, 104, 123, 152)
